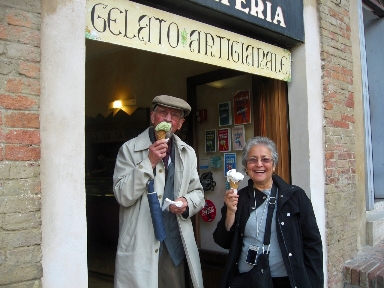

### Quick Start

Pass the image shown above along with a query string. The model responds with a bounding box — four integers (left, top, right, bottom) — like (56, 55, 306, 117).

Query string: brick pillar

(317, 1, 358, 287)
(0, 0, 43, 286)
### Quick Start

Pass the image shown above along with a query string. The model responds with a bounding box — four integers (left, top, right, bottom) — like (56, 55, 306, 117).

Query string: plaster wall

(40, 0, 88, 287)
(350, 1, 367, 247)
(288, 0, 327, 284)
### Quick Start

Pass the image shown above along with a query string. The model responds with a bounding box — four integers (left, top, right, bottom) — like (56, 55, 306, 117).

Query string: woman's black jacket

(213, 174, 324, 288)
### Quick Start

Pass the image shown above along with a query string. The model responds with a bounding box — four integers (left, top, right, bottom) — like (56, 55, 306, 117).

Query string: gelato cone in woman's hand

(155, 122, 171, 140)
(226, 169, 244, 194)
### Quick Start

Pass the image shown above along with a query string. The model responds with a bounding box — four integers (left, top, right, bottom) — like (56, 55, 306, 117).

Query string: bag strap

(262, 184, 277, 249)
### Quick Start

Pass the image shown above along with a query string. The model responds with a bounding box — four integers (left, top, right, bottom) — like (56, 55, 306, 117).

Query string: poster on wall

(218, 128, 231, 152)
(199, 158, 209, 170)
(210, 156, 222, 168)
(196, 109, 207, 123)
(232, 125, 246, 150)
(233, 90, 251, 125)
(205, 130, 216, 153)
(218, 101, 232, 126)
(224, 153, 236, 177)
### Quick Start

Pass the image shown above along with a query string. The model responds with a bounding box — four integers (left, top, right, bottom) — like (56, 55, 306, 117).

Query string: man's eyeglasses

(155, 108, 183, 120)
(247, 157, 273, 164)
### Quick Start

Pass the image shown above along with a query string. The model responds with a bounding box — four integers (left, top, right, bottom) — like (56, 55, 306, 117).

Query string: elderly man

(113, 95, 205, 288)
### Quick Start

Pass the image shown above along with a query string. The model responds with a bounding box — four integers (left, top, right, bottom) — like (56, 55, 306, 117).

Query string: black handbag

(228, 186, 277, 288)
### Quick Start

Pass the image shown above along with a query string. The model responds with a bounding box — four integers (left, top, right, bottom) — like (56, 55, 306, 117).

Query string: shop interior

(85, 38, 290, 287)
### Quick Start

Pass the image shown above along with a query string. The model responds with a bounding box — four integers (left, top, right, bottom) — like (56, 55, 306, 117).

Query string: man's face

(151, 105, 185, 134)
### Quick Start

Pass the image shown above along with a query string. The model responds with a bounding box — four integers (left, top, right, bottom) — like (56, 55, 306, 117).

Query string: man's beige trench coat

(113, 128, 205, 288)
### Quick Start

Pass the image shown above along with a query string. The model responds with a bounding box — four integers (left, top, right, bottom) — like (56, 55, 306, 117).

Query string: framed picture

(224, 153, 236, 177)
(210, 156, 222, 168)
(218, 128, 231, 152)
(233, 90, 251, 125)
(232, 125, 245, 150)
(205, 129, 216, 153)
(218, 101, 232, 126)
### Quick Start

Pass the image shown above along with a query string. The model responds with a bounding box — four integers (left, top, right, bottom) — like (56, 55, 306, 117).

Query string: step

(373, 199, 384, 211)
(343, 200, 384, 287)
(366, 201, 384, 246)
(343, 240, 384, 288)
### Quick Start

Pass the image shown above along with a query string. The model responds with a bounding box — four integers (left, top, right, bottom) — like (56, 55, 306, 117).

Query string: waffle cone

(156, 130, 167, 140)
(230, 180, 239, 189)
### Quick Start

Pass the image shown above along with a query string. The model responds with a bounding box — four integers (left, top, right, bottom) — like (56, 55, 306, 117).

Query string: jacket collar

(272, 174, 296, 195)
(243, 175, 297, 208)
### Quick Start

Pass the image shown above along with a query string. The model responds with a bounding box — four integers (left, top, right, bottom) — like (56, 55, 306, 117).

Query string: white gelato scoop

(226, 169, 244, 194)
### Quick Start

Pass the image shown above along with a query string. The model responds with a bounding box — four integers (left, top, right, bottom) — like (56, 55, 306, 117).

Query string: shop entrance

(85, 38, 219, 287)
(186, 69, 290, 286)
(85, 37, 290, 287)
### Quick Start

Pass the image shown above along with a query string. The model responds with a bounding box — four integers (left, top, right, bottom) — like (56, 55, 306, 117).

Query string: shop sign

(188, 0, 304, 42)
(86, 0, 291, 81)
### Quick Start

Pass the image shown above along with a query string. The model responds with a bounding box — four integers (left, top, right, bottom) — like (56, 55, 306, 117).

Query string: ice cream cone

(155, 122, 171, 140)
(230, 180, 239, 194)
(156, 130, 167, 140)
(230, 180, 239, 190)
(226, 169, 244, 194)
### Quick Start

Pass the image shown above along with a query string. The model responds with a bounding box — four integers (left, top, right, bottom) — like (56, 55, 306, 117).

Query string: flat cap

(152, 95, 191, 116)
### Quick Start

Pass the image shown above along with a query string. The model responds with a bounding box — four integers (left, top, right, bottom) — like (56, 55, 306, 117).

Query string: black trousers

(272, 277, 291, 288)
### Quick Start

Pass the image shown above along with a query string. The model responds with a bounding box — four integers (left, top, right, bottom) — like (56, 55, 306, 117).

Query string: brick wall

(318, 0, 358, 287)
(0, 0, 42, 286)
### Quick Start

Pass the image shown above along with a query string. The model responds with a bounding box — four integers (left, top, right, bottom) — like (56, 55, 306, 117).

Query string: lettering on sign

(214, 0, 286, 28)
(86, 0, 291, 81)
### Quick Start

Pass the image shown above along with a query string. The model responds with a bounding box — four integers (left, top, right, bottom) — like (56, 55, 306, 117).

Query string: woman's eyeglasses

(155, 108, 183, 120)
(247, 157, 273, 164)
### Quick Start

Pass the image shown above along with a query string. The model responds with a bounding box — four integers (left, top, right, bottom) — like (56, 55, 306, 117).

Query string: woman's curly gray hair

(241, 136, 279, 169)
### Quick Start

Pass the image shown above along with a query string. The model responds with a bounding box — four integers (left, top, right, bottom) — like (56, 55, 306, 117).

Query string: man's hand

(169, 197, 188, 215)
(148, 139, 168, 168)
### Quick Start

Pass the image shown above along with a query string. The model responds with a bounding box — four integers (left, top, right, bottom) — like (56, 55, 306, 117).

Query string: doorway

(85, 41, 290, 286)
(186, 69, 290, 287)
(85, 39, 220, 286)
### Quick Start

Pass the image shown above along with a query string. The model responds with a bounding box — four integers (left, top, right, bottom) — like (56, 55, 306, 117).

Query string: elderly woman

(213, 136, 323, 288)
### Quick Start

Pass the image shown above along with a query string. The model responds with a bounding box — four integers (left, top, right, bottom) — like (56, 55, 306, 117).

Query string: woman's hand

(224, 189, 239, 231)
(224, 189, 239, 213)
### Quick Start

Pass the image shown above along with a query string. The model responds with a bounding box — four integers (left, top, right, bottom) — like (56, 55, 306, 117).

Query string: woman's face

(245, 144, 276, 190)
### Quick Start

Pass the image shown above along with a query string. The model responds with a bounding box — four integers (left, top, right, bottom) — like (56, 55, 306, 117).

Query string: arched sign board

(86, 0, 291, 82)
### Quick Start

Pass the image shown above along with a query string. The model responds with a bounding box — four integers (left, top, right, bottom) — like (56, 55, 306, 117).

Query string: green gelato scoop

(155, 122, 171, 132)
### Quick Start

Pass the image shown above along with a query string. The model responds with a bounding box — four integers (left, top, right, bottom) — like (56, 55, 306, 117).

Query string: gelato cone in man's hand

(155, 122, 171, 140)
(226, 169, 244, 194)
